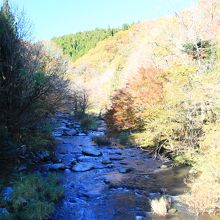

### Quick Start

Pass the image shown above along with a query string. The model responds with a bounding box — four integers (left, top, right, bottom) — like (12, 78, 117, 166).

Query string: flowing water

(37, 113, 218, 220)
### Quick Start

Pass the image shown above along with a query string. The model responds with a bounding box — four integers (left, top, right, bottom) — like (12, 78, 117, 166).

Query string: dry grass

(183, 176, 220, 215)
(150, 196, 171, 216)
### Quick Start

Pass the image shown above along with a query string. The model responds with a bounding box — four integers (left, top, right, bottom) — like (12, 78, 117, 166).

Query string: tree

(105, 67, 164, 133)
(0, 1, 69, 160)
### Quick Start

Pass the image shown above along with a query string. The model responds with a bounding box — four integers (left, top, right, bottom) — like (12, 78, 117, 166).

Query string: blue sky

(1, 0, 196, 40)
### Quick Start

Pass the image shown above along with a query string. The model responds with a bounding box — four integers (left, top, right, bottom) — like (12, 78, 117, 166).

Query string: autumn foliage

(105, 67, 164, 132)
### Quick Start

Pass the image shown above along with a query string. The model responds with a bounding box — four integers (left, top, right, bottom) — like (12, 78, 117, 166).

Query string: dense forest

(52, 24, 130, 61)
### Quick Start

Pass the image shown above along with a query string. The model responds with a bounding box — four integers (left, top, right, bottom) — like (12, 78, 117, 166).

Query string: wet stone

(106, 164, 114, 168)
(135, 216, 145, 220)
(120, 162, 128, 165)
(109, 156, 124, 161)
(82, 148, 102, 157)
(70, 159, 78, 165)
(63, 129, 78, 136)
(119, 167, 133, 174)
(52, 158, 62, 163)
(102, 160, 112, 165)
(71, 163, 94, 172)
(49, 163, 66, 171)
(78, 133, 86, 136)
(160, 164, 168, 169)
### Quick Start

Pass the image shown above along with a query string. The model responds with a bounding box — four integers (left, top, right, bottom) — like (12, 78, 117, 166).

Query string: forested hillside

(52, 24, 130, 61)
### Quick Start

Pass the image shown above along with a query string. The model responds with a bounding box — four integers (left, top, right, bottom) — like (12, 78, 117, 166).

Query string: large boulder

(82, 148, 102, 157)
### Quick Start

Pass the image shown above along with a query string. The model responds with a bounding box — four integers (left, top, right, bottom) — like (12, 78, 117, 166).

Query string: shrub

(80, 115, 98, 131)
(117, 132, 131, 145)
(183, 40, 216, 60)
(92, 135, 111, 146)
(20, 123, 55, 152)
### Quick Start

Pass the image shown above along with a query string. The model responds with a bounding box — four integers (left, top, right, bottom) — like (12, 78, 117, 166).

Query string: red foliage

(105, 67, 164, 132)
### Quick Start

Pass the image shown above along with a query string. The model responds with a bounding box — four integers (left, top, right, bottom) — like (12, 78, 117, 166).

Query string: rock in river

(71, 162, 94, 172)
(109, 156, 124, 161)
(102, 160, 112, 165)
(82, 148, 102, 157)
(118, 167, 133, 174)
(63, 129, 78, 136)
(49, 163, 66, 171)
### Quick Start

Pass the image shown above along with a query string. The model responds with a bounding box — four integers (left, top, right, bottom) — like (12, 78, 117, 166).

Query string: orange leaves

(105, 67, 164, 132)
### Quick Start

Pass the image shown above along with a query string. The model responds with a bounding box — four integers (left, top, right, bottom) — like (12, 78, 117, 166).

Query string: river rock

(109, 156, 124, 161)
(2, 187, 14, 202)
(49, 163, 66, 170)
(52, 157, 62, 163)
(71, 163, 94, 172)
(118, 167, 133, 174)
(120, 162, 128, 165)
(78, 132, 86, 136)
(135, 216, 145, 220)
(52, 131, 63, 137)
(102, 160, 112, 165)
(82, 148, 102, 157)
(73, 122, 81, 128)
(160, 164, 168, 169)
(63, 129, 77, 136)
(71, 159, 78, 165)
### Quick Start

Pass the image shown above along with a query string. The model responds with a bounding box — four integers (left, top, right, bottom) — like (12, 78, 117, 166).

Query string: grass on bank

(0, 173, 64, 220)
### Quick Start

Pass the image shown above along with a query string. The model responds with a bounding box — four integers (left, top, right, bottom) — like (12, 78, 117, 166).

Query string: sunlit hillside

(51, 0, 219, 115)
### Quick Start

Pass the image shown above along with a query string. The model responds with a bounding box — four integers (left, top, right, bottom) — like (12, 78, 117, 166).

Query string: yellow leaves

(166, 64, 198, 77)
(153, 43, 173, 57)
(200, 122, 220, 151)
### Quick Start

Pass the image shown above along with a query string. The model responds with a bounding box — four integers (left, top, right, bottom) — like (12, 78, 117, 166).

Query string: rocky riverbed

(35, 113, 216, 220)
